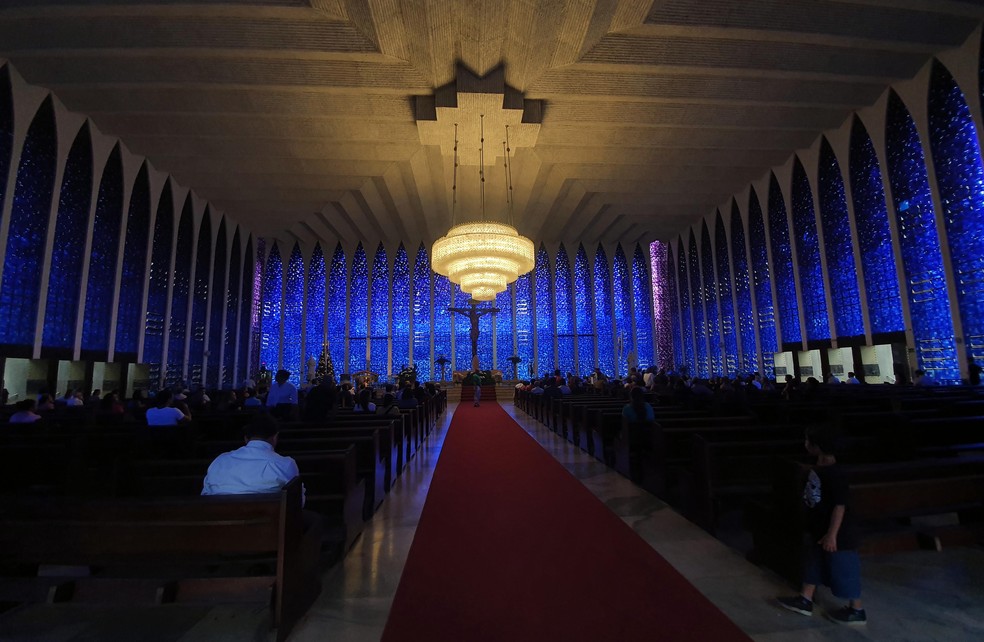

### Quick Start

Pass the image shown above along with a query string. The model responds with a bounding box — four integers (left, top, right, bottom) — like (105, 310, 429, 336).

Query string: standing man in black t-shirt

(778, 426, 866, 625)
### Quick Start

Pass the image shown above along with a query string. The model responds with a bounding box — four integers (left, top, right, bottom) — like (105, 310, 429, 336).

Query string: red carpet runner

(382, 402, 752, 641)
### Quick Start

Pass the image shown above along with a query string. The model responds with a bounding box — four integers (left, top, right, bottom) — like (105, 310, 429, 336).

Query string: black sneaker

(829, 606, 866, 625)
(777, 595, 813, 616)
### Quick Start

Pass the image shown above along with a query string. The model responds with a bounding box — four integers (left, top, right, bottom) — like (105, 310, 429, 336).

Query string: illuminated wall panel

(306, 244, 326, 365)
(81, 144, 123, 354)
(370, 244, 389, 376)
(700, 222, 721, 375)
(260, 242, 283, 375)
(749, 189, 776, 374)
(555, 245, 575, 376)
(206, 218, 226, 388)
(283, 243, 304, 385)
(613, 245, 632, 375)
(632, 244, 654, 370)
(413, 244, 433, 381)
(688, 231, 706, 378)
(714, 212, 738, 376)
(392, 244, 410, 375)
(534, 245, 553, 374)
(115, 163, 151, 357)
(791, 158, 830, 342)
(515, 272, 533, 378)
(574, 244, 594, 374)
(348, 243, 368, 375)
(167, 198, 194, 386)
(326, 244, 347, 376)
(144, 183, 173, 382)
(592, 245, 613, 376)
(730, 202, 757, 374)
(188, 212, 212, 385)
(677, 238, 694, 372)
(768, 174, 801, 346)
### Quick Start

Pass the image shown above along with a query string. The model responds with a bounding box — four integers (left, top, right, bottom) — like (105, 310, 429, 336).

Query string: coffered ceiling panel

(0, 0, 979, 246)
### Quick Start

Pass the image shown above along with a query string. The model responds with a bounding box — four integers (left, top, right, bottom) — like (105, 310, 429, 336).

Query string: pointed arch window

(592, 245, 613, 375)
(306, 244, 326, 368)
(243, 236, 258, 382)
(188, 212, 212, 385)
(768, 174, 801, 346)
(534, 245, 554, 374)
(613, 245, 633, 374)
(206, 219, 227, 388)
(649, 241, 675, 370)
(632, 244, 654, 370)
(224, 228, 242, 387)
(348, 244, 368, 375)
(326, 244, 347, 375)
(574, 245, 594, 373)
(677, 238, 694, 372)
(167, 198, 194, 386)
(370, 244, 390, 376)
(433, 272, 452, 378)
(282, 243, 304, 385)
(413, 244, 433, 381)
(715, 213, 738, 376)
(144, 183, 173, 382)
(688, 231, 707, 378)
(730, 202, 756, 374)
(495, 284, 513, 373)
(260, 242, 284, 375)
(115, 163, 151, 357)
(392, 244, 410, 374)
(791, 158, 830, 342)
(0, 66, 12, 236)
(515, 271, 533, 376)
(701, 223, 721, 375)
(749, 189, 777, 374)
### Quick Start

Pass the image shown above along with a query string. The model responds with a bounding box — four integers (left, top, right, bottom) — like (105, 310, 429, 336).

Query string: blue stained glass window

(81, 144, 123, 354)
(326, 244, 347, 377)
(392, 244, 410, 378)
(348, 243, 368, 375)
(715, 213, 738, 376)
(534, 245, 554, 375)
(43, 122, 92, 351)
(701, 223, 722, 376)
(791, 158, 831, 342)
(223, 228, 241, 388)
(0, 67, 12, 237)
(677, 238, 694, 372)
(260, 242, 283, 375)
(144, 182, 173, 382)
(649, 241, 673, 370)
(207, 219, 227, 388)
(115, 163, 151, 357)
(188, 212, 212, 385)
(817, 140, 864, 339)
(768, 174, 802, 346)
(515, 272, 533, 378)
(478, 293, 494, 370)
(433, 273, 452, 381)
(613, 245, 633, 376)
(249, 237, 264, 380)
(282, 244, 304, 385)
(848, 117, 904, 335)
(574, 245, 594, 375)
(688, 231, 707, 378)
(886, 91, 959, 384)
(167, 198, 194, 386)
(632, 244, 654, 370)
(662, 243, 683, 371)
(592, 245, 614, 376)
(453, 285, 471, 371)
(306, 244, 326, 368)
(730, 202, 756, 375)
(928, 60, 984, 369)
(243, 236, 256, 383)
(555, 245, 575, 376)
(370, 244, 390, 377)
(0, 98, 56, 348)
(495, 284, 513, 372)
(749, 189, 776, 373)
(412, 244, 432, 381)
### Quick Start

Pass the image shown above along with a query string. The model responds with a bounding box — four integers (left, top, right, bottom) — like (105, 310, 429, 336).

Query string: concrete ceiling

(0, 0, 980, 247)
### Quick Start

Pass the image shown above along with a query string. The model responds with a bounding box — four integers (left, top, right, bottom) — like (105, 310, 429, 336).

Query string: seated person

(9, 399, 42, 424)
(242, 388, 263, 407)
(146, 389, 192, 426)
(376, 393, 401, 416)
(353, 388, 376, 413)
(202, 414, 305, 505)
(622, 386, 655, 422)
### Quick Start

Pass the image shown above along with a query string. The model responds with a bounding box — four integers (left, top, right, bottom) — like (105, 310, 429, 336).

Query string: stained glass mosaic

(613, 245, 633, 376)
(82, 144, 124, 354)
(327, 244, 347, 377)
(392, 244, 411, 377)
(284, 244, 304, 385)
(115, 163, 151, 357)
(249, 237, 264, 380)
(370, 244, 389, 377)
(730, 201, 757, 374)
(207, 219, 227, 388)
(574, 244, 595, 375)
(749, 189, 776, 374)
(662, 242, 683, 371)
(768, 174, 802, 346)
(688, 231, 707, 378)
(848, 116, 904, 336)
(260, 242, 283, 376)
(413, 244, 432, 381)
(167, 198, 194, 386)
(0, 98, 55, 348)
(886, 90, 959, 384)
(817, 140, 864, 339)
(649, 241, 674, 370)
(591, 245, 613, 376)
(632, 244, 654, 370)
(791, 158, 830, 342)
(43, 123, 92, 351)
(433, 273, 452, 382)
(715, 212, 738, 376)
(306, 244, 326, 367)
(224, 228, 241, 387)
(534, 245, 554, 375)
(188, 213, 212, 385)
(495, 284, 513, 372)
(348, 244, 368, 375)
(928, 60, 984, 368)
(701, 222, 722, 375)
(144, 182, 173, 381)
(0, 67, 12, 239)
(550, 245, 571, 376)
(244, 236, 258, 383)
(515, 272, 533, 378)
(677, 238, 694, 372)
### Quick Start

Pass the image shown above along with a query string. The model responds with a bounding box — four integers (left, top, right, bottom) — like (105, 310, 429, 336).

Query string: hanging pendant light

(432, 117, 534, 301)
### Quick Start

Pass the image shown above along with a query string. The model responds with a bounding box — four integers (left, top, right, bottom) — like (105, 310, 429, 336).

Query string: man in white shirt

(202, 414, 305, 506)
(266, 369, 298, 419)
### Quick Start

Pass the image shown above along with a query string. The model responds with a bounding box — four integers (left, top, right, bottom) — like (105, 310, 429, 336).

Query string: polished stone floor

(3, 401, 982, 641)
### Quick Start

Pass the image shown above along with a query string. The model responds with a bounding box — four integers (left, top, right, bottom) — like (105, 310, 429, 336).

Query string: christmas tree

(316, 340, 335, 383)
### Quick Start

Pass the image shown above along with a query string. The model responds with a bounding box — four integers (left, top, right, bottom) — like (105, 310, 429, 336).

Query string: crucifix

(448, 300, 498, 371)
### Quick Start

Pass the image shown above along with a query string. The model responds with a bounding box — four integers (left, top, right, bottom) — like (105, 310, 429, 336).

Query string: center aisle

(381, 402, 753, 641)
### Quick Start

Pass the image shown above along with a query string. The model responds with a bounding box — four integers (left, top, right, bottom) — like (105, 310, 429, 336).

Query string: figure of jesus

(448, 302, 498, 362)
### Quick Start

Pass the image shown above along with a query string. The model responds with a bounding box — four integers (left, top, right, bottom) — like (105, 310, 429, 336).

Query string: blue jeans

(802, 544, 862, 600)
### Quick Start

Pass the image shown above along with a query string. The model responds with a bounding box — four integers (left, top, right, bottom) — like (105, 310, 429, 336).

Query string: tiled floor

(4, 401, 982, 641)
(286, 401, 984, 642)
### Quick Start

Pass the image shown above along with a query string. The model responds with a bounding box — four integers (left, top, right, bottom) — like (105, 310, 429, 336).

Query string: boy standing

(778, 426, 866, 625)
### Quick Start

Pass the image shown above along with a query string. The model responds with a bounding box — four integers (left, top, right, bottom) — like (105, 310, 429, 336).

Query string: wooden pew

(0, 479, 318, 642)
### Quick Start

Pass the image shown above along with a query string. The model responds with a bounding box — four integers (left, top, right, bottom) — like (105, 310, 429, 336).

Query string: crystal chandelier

(432, 117, 534, 301)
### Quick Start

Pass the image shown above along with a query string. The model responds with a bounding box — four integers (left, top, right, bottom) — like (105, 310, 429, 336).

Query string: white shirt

(202, 440, 304, 506)
(146, 406, 186, 426)
(266, 381, 298, 406)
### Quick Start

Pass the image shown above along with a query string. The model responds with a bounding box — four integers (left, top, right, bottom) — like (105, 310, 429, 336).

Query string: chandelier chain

(505, 124, 514, 228)
(479, 114, 486, 221)
(451, 123, 459, 227)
